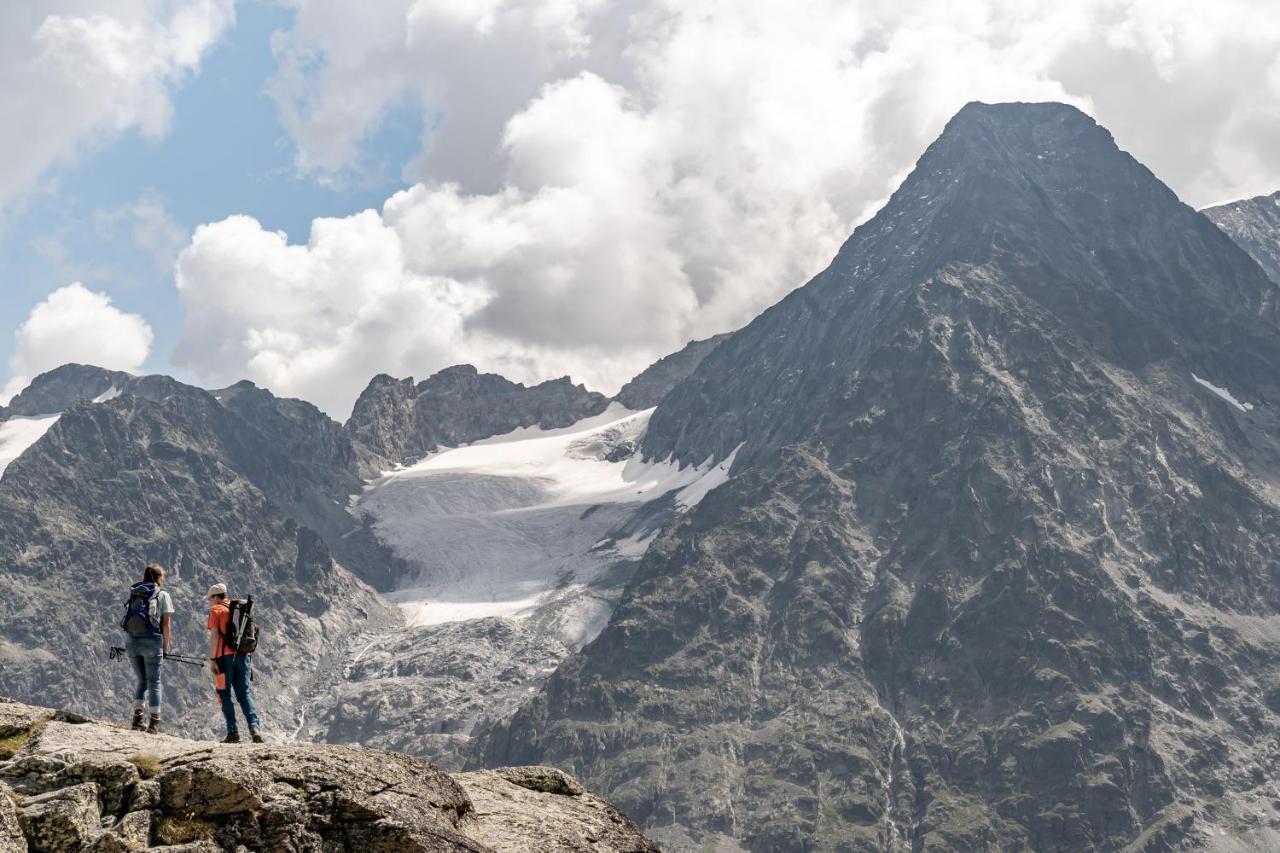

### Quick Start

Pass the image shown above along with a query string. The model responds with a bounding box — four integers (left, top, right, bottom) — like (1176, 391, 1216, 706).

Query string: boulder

(456, 769, 660, 852)
(0, 782, 26, 853)
(16, 783, 99, 853)
(159, 760, 270, 816)
(83, 809, 150, 852)
(0, 702, 656, 853)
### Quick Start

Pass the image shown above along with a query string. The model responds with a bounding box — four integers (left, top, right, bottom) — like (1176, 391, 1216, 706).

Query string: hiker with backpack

(121, 563, 174, 733)
(206, 583, 263, 743)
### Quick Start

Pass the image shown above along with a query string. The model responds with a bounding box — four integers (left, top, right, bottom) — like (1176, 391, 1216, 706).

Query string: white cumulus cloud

(173, 0, 1280, 417)
(2, 283, 155, 405)
(0, 0, 235, 212)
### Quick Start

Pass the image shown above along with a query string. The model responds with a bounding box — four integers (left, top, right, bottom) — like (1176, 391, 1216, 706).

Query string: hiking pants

(216, 653, 259, 734)
(125, 635, 163, 710)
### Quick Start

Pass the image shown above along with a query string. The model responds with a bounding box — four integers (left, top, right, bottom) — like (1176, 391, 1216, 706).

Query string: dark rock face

(0, 377, 399, 739)
(293, 619, 570, 771)
(346, 365, 609, 468)
(1204, 190, 1280, 285)
(613, 335, 729, 411)
(478, 102, 1280, 850)
(2, 364, 132, 418)
(0, 698, 658, 852)
(210, 380, 411, 592)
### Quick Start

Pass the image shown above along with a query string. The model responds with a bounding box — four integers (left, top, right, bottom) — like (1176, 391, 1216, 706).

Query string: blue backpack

(121, 582, 161, 638)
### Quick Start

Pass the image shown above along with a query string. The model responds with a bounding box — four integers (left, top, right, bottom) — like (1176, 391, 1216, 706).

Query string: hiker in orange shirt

(207, 583, 263, 743)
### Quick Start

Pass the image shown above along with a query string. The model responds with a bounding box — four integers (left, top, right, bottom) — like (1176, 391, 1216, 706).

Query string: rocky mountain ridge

(0, 368, 400, 741)
(1204, 190, 1280, 286)
(0, 696, 657, 852)
(4, 101, 1280, 852)
(0, 340, 725, 762)
(478, 102, 1280, 850)
(345, 365, 609, 471)
(612, 335, 729, 411)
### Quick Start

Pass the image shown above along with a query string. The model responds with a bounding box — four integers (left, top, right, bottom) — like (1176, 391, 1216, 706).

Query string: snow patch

(388, 592, 545, 627)
(675, 443, 742, 509)
(391, 404, 729, 509)
(357, 405, 740, 633)
(555, 595, 614, 649)
(0, 414, 60, 481)
(607, 530, 660, 559)
(1192, 374, 1254, 412)
(93, 387, 120, 403)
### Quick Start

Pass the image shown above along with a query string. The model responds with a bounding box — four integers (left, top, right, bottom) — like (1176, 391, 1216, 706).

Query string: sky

(2, 0, 1279, 418)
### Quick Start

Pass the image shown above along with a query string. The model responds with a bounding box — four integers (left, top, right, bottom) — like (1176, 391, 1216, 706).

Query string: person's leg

(218, 654, 239, 739)
(229, 655, 261, 734)
(142, 637, 163, 732)
(125, 637, 146, 728)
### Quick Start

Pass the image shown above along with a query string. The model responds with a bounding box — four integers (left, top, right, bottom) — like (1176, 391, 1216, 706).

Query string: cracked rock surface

(0, 698, 655, 852)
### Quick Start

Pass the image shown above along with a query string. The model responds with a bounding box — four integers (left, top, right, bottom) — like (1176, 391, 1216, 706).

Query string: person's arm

(161, 613, 171, 655)
(208, 615, 220, 675)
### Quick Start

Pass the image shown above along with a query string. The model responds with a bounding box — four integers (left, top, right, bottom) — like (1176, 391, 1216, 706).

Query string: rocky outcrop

(1203, 190, 1280, 285)
(612, 336, 729, 411)
(456, 767, 658, 852)
(0, 698, 656, 852)
(479, 102, 1280, 850)
(345, 365, 609, 468)
(1, 365, 132, 419)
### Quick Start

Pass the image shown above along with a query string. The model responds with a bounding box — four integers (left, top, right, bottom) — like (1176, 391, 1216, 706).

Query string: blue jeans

(125, 635, 163, 710)
(217, 653, 259, 734)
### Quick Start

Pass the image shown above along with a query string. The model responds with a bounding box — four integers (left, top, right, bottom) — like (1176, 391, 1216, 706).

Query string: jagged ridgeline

(0, 367, 400, 740)
(478, 103, 1280, 850)
(0, 340, 724, 746)
(2, 100, 1280, 853)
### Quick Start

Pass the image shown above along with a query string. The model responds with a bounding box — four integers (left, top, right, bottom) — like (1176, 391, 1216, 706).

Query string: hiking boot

(250, 727, 265, 744)
(146, 715, 161, 735)
(222, 732, 241, 744)
(130, 710, 145, 731)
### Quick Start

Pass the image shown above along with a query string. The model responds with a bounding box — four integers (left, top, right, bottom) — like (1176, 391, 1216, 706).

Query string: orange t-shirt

(207, 604, 232, 658)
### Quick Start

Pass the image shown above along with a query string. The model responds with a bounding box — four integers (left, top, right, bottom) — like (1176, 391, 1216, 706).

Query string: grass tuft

(0, 719, 47, 760)
(126, 752, 162, 779)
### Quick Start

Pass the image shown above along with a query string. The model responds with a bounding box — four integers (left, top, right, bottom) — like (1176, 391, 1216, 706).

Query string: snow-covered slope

(356, 404, 739, 646)
(0, 387, 120, 482)
(0, 414, 60, 481)
(292, 404, 740, 765)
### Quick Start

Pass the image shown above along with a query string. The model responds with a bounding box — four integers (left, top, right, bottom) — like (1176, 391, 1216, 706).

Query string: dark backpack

(122, 582, 161, 638)
(223, 596, 259, 655)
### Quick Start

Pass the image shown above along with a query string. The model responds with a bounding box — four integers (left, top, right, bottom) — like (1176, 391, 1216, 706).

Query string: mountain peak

(1204, 189, 1280, 285)
(4, 364, 132, 417)
(947, 99, 1099, 132)
(642, 101, 1280, 467)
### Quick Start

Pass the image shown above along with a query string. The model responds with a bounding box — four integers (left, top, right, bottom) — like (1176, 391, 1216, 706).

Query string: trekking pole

(108, 645, 206, 667)
(162, 652, 207, 667)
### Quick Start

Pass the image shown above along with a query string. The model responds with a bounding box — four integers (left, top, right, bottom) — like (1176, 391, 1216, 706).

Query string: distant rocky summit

(612, 335, 728, 411)
(346, 365, 609, 469)
(0, 364, 131, 419)
(1203, 189, 1280, 285)
(0, 697, 657, 852)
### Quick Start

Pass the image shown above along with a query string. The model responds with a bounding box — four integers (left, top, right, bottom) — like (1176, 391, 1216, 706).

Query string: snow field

(0, 414, 61, 481)
(1192, 374, 1254, 412)
(357, 404, 740, 643)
